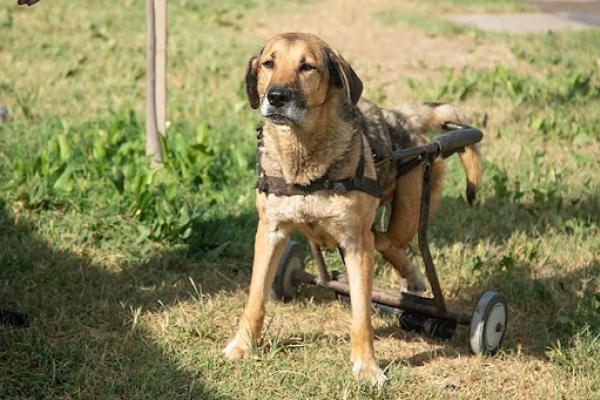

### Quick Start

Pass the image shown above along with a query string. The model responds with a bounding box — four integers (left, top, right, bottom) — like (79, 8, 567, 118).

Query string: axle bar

(293, 270, 470, 325)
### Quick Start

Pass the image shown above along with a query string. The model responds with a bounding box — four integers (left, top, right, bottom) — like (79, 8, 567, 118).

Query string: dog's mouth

(260, 96, 306, 126)
(265, 113, 294, 125)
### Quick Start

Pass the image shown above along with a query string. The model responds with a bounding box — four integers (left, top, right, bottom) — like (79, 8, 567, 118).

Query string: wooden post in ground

(146, 0, 162, 162)
(154, 0, 167, 135)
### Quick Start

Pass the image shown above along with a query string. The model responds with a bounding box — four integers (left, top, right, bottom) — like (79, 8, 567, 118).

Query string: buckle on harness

(332, 182, 348, 194)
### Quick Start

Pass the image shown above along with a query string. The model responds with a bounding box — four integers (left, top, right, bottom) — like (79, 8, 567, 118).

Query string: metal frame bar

(418, 151, 447, 313)
(296, 124, 483, 327)
(293, 270, 470, 325)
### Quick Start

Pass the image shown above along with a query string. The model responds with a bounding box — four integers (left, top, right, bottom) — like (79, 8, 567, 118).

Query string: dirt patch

(246, 0, 525, 104)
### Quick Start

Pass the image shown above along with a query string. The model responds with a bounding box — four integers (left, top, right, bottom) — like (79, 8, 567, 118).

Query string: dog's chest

(264, 193, 343, 222)
(259, 192, 369, 247)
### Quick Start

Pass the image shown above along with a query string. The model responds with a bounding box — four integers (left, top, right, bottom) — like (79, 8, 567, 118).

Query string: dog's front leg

(224, 218, 288, 359)
(344, 230, 387, 385)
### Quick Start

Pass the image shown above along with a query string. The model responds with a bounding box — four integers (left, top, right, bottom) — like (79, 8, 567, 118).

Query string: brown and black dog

(224, 32, 481, 384)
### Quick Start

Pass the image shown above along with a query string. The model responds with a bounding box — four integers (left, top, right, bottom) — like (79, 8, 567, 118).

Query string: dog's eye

(299, 63, 316, 72)
(262, 60, 274, 69)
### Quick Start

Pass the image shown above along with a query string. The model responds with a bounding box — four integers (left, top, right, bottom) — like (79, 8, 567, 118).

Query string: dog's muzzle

(261, 86, 305, 125)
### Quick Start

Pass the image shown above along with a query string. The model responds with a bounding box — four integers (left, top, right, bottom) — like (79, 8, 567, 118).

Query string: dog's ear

(245, 55, 260, 109)
(326, 47, 363, 105)
(245, 50, 262, 109)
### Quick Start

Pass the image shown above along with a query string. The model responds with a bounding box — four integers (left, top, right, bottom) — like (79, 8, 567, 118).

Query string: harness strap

(256, 126, 265, 176)
(355, 135, 366, 178)
(257, 174, 383, 197)
(256, 126, 383, 198)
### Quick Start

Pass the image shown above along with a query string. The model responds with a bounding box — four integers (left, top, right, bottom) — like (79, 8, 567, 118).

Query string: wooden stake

(154, 0, 167, 135)
(146, 0, 162, 162)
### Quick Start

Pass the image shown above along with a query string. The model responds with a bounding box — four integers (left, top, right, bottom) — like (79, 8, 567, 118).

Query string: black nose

(267, 87, 291, 107)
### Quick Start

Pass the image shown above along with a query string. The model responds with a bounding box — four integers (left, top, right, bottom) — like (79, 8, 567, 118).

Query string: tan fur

(396, 102, 482, 204)
(459, 144, 482, 204)
(225, 32, 482, 385)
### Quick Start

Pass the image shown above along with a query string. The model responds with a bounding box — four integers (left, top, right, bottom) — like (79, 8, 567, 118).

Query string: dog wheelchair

(270, 123, 507, 356)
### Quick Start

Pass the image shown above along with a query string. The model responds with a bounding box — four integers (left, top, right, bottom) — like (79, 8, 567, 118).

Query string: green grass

(1, 0, 599, 398)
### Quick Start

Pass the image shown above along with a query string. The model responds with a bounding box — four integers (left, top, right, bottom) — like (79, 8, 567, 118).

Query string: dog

(224, 32, 481, 384)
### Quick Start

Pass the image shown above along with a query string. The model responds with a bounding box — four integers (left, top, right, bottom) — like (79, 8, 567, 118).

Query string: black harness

(255, 127, 418, 198)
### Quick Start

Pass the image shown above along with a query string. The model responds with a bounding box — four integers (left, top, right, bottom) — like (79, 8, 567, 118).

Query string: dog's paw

(223, 337, 252, 360)
(352, 359, 387, 386)
(401, 267, 426, 294)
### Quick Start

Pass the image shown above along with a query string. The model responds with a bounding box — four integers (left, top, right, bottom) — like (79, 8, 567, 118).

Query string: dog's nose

(267, 87, 291, 107)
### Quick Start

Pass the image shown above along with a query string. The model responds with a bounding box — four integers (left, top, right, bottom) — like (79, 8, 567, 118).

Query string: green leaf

(177, 205, 191, 229)
(53, 163, 75, 192)
(57, 134, 73, 163)
(108, 170, 125, 194)
(33, 151, 49, 176)
(136, 225, 151, 243)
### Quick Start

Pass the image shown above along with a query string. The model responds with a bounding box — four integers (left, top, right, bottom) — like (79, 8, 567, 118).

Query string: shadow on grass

(248, 192, 599, 363)
(429, 193, 599, 355)
(431, 193, 600, 247)
(0, 199, 233, 399)
(1, 187, 597, 395)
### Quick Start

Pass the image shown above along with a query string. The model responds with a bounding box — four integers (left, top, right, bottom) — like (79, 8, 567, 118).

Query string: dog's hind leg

(374, 229, 425, 293)
(224, 218, 288, 360)
(375, 160, 444, 292)
(381, 246, 426, 293)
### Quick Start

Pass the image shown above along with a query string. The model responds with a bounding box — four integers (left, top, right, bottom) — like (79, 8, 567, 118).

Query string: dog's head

(245, 33, 363, 126)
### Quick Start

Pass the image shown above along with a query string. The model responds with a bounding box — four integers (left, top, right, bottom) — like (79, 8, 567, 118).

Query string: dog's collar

(255, 126, 384, 198)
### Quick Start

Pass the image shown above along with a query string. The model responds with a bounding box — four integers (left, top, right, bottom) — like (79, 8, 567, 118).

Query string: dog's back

(356, 98, 482, 204)
(354, 99, 420, 196)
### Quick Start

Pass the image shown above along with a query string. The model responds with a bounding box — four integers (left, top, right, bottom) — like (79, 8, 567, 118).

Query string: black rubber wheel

(270, 241, 305, 301)
(469, 291, 508, 355)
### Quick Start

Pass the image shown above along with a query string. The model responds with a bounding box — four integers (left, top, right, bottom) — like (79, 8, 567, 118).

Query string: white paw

(401, 267, 426, 294)
(223, 337, 251, 360)
(352, 360, 388, 386)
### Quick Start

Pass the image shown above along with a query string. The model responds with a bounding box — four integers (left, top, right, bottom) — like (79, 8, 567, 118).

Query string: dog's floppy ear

(326, 47, 363, 105)
(245, 49, 262, 109)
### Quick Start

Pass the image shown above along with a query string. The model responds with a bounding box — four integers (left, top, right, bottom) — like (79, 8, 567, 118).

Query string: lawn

(0, 0, 598, 399)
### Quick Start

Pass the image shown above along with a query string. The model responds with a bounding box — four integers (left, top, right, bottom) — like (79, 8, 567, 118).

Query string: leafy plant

(2, 110, 256, 242)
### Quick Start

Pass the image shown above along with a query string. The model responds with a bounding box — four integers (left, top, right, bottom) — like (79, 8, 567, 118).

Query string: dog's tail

(396, 102, 482, 205)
